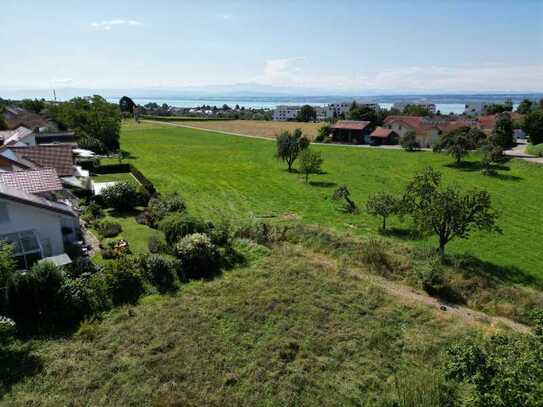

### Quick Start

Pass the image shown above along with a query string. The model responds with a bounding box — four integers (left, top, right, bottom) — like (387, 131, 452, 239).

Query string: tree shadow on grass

(0, 345, 42, 398)
(380, 227, 424, 241)
(443, 161, 522, 181)
(447, 253, 541, 287)
(309, 181, 337, 188)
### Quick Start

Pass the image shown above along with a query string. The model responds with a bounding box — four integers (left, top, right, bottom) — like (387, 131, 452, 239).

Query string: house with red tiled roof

(383, 116, 482, 148)
(0, 168, 63, 196)
(8, 145, 75, 177)
(330, 120, 373, 143)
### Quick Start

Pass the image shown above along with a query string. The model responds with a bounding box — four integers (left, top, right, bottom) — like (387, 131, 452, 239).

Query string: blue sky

(1, 0, 542, 93)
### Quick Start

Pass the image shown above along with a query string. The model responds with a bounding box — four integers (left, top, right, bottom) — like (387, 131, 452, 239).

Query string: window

(0, 230, 42, 270)
(0, 202, 9, 223)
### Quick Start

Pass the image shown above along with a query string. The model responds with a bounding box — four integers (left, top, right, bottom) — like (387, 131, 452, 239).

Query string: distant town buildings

(392, 102, 437, 114)
(464, 103, 486, 116)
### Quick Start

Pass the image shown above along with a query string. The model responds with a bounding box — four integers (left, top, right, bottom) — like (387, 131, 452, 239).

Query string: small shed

(369, 127, 399, 145)
(330, 120, 372, 144)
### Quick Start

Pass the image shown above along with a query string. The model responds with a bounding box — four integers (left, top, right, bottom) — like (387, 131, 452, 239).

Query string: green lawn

(91, 173, 136, 183)
(120, 122, 543, 283)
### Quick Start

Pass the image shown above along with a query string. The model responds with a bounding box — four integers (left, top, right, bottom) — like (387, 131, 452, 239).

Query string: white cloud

(50, 78, 73, 85)
(358, 64, 543, 92)
(255, 60, 543, 92)
(91, 19, 142, 31)
(220, 14, 232, 20)
(261, 57, 305, 83)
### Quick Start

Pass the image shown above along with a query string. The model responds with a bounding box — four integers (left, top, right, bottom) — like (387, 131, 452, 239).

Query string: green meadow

(120, 121, 543, 283)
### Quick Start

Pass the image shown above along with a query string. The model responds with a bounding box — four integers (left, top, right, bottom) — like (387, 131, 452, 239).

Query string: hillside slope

(3, 244, 476, 406)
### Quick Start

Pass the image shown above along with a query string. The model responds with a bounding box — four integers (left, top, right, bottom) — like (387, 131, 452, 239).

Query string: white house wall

(0, 198, 72, 257)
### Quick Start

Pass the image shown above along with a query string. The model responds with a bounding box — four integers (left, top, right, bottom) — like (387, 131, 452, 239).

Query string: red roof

(370, 127, 395, 138)
(331, 120, 371, 131)
(0, 168, 63, 194)
(10, 145, 74, 176)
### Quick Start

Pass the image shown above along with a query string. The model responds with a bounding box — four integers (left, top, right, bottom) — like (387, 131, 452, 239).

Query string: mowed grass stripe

(121, 123, 543, 282)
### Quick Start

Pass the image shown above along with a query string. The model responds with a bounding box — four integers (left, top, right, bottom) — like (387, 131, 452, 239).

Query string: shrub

(149, 193, 186, 215)
(96, 221, 122, 238)
(400, 130, 420, 151)
(143, 193, 187, 228)
(445, 329, 543, 406)
(315, 123, 331, 142)
(526, 143, 543, 157)
(0, 316, 16, 346)
(102, 256, 146, 305)
(80, 202, 103, 224)
(141, 254, 181, 292)
(6, 262, 69, 333)
(159, 214, 211, 246)
(101, 182, 139, 212)
(175, 233, 221, 279)
(235, 221, 274, 245)
(147, 236, 167, 254)
(79, 136, 106, 154)
(208, 220, 233, 247)
(359, 239, 389, 273)
(101, 248, 117, 260)
(66, 257, 99, 279)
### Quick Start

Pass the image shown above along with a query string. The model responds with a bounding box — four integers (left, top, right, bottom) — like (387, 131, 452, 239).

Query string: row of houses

(0, 108, 92, 269)
(328, 112, 525, 147)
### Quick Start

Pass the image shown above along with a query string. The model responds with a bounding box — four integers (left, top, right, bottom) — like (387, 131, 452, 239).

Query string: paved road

(504, 141, 543, 165)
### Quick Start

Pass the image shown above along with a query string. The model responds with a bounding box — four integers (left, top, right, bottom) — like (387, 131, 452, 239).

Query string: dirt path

(81, 225, 100, 257)
(307, 251, 531, 334)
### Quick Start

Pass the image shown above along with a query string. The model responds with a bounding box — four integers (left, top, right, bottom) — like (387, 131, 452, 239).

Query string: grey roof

(0, 183, 76, 217)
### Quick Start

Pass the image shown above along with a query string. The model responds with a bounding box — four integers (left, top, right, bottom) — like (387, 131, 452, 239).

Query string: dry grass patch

(167, 119, 322, 140)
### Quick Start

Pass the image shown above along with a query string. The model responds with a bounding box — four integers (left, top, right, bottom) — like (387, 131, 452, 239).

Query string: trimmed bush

(175, 233, 221, 279)
(159, 214, 211, 246)
(101, 182, 139, 212)
(102, 257, 146, 305)
(141, 255, 181, 292)
(96, 221, 122, 238)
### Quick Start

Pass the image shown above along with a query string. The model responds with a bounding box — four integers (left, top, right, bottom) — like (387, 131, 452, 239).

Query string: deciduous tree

(332, 185, 357, 213)
(490, 113, 514, 148)
(400, 130, 420, 151)
(296, 105, 317, 122)
(49, 95, 121, 152)
(299, 149, 323, 183)
(404, 167, 500, 258)
(275, 129, 310, 172)
(522, 111, 543, 145)
(366, 193, 400, 230)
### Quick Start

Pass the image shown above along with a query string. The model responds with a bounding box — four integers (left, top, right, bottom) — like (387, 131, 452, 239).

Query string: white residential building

(464, 103, 486, 116)
(392, 102, 437, 114)
(324, 101, 381, 119)
(0, 183, 80, 269)
(273, 105, 303, 121)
